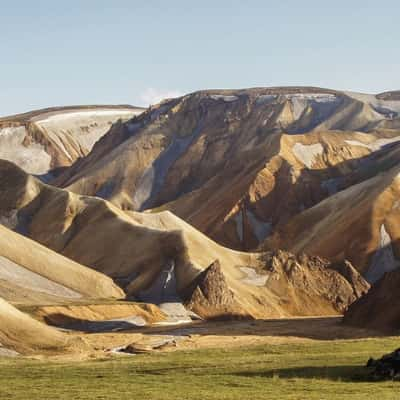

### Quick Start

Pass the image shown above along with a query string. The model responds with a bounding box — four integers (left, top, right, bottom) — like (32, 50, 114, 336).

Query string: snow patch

(0, 344, 19, 358)
(155, 303, 193, 325)
(0, 256, 82, 299)
(240, 267, 269, 286)
(37, 109, 141, 159)
(292, 143, 324, 168)
(365, 224, 400, 283)
(0, 127, 51, 175)
(345, 137, 400, 152)
(344, 139, 371, 149)
(35, 110, 136, 124)
(285, 93, 338, 102)
(209, 95, 239, 102)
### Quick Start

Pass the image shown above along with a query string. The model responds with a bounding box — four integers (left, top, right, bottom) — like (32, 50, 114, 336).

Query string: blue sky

(0, 0, 399, 116)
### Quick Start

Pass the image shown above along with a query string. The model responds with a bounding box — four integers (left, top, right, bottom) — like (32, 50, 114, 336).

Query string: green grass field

(1, 337, 399, 400)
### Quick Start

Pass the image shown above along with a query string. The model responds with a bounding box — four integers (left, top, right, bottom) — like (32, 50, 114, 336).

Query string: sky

(0, 0, 399, 116)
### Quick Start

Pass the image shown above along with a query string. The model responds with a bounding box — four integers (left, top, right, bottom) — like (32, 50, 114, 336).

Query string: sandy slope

(0, 297, 69, 354)
(0, 224, 124, 303)
(0, 160, 368, 319)
(264, 143, 400, 282)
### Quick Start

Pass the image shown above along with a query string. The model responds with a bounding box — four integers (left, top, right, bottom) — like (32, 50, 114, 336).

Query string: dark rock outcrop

(185, 260, 250, 319)
(262, 251, 370, 313)
(344, 269, 400, 330)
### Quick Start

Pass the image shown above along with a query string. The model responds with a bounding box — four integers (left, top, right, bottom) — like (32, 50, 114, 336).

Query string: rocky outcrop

(261, 251, 370, 313)
(330, 260, 370, 298)
(344, 269, 400, 330)
(185, 260, 248, 319)
(265, 153, 400, 283)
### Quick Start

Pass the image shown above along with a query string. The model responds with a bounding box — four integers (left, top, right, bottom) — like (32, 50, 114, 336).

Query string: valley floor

(1, 317, 399, 399)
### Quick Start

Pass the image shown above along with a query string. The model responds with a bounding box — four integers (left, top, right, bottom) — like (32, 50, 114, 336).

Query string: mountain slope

(0, 105, 144, 178)
(263, 142, 400, 282)
(0, 224, 124, 304)
(0, 297, 69, 354)
(51, 87, 400, 257)
(343, 269, 400, 331)
(0, 160, 368, 319)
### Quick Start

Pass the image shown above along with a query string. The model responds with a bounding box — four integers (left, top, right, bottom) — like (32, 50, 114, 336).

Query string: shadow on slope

(43, 313, 146, 333)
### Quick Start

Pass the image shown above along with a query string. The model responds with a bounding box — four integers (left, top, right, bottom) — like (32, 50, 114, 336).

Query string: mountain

(343, 269, 400, 331)
(50, 87, 400, 282)
(0, 105, 144, 179)
(0, 160, 368, 320)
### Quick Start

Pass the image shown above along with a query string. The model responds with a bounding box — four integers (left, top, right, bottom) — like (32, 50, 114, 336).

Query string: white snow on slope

(292, 143, 324, 168)
(209, 95, 239, 102)
(0, 127, 51, 175)
(36, 109, 140, 153)
(0, 256, 82, 299)
(240, 267, 269, 286)
(345, 136, 400, 152)
(285, 93, 338, 102)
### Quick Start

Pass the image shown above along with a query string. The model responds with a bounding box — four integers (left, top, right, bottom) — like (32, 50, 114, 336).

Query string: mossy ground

(1, 337, 399, 400)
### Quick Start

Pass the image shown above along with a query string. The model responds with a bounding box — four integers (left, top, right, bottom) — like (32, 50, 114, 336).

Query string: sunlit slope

(0, 297, 69, 354)
(0, 160, 368, 319)
(52, 87, 400, 255)
(0, 105, 144, 177)
(264, 143, 400, 283)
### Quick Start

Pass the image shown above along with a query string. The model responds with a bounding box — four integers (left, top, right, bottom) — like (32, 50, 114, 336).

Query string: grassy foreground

(1, 338, 399, 400)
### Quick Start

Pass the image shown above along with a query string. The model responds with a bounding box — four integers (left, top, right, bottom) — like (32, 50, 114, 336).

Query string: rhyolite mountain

(49, 87, 400, 283)
(0, 104, 143, 179)
(0, 160, 368, 323)
(2, 86, 400, 352)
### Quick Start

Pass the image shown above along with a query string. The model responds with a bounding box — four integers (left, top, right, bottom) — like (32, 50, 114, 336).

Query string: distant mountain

(0, 104, 144, 179)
